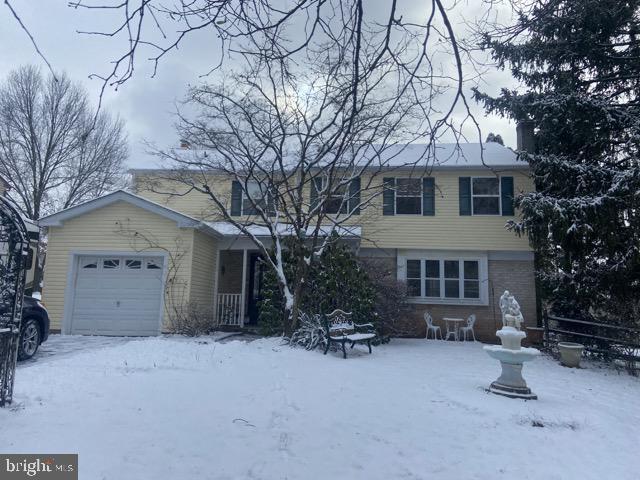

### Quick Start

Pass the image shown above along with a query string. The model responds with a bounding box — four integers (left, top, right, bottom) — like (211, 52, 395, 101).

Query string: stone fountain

(483, 291, 539, 400)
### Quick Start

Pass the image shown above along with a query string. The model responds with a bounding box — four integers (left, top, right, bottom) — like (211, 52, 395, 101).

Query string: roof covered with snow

(129, 142, 525, 176)
(373, 142, 524, 169)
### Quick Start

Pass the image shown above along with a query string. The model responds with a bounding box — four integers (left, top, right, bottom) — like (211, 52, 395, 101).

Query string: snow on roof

(129, 142, 525, 176)
(206, 221, 361, 238)
(373, 142, 524, 169)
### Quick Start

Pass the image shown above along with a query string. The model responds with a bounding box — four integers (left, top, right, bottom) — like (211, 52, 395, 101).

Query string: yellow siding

(358, 169, 534, 251)
(133, 175, 229, 221)
(42, 201, 195, 331)
(133, 167, 534, 252)
(188, 230, 218, 312)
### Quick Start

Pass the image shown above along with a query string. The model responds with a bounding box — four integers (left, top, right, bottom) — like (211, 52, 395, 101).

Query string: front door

(247, 253, 265, 324)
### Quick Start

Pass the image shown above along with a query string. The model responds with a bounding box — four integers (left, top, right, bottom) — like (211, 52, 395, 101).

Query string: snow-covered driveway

(1, 336, 638, 479)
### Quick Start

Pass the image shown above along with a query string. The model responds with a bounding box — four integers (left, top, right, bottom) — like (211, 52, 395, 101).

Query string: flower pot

(558, 342, 584, 368)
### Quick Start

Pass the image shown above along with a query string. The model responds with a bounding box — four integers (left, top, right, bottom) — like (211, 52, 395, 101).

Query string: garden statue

(499, 290, 524, 330)
(484, 290, 539, 399)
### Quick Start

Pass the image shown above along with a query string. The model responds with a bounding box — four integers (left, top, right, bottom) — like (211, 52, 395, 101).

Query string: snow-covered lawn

(2, 336, 638, 480)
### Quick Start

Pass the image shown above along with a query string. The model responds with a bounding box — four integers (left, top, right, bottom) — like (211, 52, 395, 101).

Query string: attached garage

(70, 255, 165, 336)
(39, 190, 221, 335)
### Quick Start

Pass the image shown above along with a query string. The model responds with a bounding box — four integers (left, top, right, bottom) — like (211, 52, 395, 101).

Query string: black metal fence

(0, 197, 29, 406)
(543, 312, 640, 373)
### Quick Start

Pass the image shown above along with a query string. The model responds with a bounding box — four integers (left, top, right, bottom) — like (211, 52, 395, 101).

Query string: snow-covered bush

(168, 301, 216, 337)
(289, 312, 326, 350)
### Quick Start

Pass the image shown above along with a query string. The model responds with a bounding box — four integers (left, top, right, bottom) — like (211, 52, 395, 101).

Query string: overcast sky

(0, 1, 519, 169)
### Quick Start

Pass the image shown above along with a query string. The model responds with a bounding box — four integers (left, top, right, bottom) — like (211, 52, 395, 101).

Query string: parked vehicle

(18, 296, 50, 360)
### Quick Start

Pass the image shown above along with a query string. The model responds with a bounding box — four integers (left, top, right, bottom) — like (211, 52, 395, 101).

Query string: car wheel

(18, 318, 41, 360)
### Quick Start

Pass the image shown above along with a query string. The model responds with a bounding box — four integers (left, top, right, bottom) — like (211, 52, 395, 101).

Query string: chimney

(516, 121, 535, 152)
(179, 139, 191, 149)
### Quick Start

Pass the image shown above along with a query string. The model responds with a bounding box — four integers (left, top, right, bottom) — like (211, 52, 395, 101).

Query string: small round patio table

(442, 317, 464, 341)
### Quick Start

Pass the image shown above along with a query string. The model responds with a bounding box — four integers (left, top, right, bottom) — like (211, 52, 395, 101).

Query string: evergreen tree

(474, 0, 640, 318)
(258, 236, 376, 336)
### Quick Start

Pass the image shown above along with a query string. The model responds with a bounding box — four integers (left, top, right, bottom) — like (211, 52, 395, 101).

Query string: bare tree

(142, 0, 475, 333)
(0, 65, 128, 219)
(11, 0, 479, 334)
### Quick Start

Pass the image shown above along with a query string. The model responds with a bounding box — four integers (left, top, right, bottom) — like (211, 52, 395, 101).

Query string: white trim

(397, 249, 489, 306)
(61, 250, 168, 335)
(213, 248, 221, 322)
(239, 249, 248, 327)
(38, 190, 222, 239)
(471, 176, 501, 216)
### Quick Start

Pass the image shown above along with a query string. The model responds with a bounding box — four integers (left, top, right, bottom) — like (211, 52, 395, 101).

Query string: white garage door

(70, 255, 165, 336)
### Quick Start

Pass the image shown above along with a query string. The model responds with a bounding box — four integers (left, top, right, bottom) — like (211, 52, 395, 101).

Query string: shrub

(361, 258, 412, 341)
(168, 301, 216, 336)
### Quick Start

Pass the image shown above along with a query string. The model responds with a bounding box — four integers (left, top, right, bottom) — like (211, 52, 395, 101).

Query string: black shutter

(231, 180, 242, 216)
(266, 189, 276, 216)
(383, 178, 395, 216)
(501, 176, 515, 216)
(459, 177, 471, 216)
(422, 177, 435, 216)
(349, 177, 361, 215)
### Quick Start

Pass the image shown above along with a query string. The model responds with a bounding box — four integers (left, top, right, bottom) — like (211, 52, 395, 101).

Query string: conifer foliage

(475, 0, 640, 318)
(258, 237, 376, 336)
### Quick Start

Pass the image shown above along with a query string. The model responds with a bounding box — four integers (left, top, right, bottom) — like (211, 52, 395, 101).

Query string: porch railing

(216, 293, 243, 326)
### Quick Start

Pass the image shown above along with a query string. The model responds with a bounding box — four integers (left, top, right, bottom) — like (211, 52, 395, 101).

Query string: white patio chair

(424, 312, 442, 340)
(459, 314, 477, 342)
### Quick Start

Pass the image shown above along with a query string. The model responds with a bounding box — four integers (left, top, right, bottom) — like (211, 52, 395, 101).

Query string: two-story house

(38, 133, 536, 341)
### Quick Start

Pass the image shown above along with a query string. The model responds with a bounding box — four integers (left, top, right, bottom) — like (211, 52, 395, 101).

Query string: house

(38, 132, 537, 341)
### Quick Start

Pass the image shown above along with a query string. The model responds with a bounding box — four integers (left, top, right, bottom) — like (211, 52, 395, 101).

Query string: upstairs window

(324, 181, 349, 215)
(472, 177, 500, 215)
(395, 178, 422, 215)
(242, 182, 268, 215)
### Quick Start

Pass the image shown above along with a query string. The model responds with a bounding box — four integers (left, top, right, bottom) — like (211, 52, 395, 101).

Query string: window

(406, 260, 421, 296)
(424, 260, 440, 297)
(103, 259, 120, 269)
(444, 260, 460, 298)
(404, 257, 483, 302)
(81, 258, 98, 269)
(146, 259, 162, 270)
(472, 177, 500, 215)
(125, 259, 142, 269)
(396, 178, 422, 214)
(324, 181, 348, 214)
(242, 181, 268, 215)
(463, 261, 480, 299)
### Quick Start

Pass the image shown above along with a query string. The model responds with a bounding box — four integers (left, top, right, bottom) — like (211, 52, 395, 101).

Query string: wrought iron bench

(323, 309, 376, 359)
